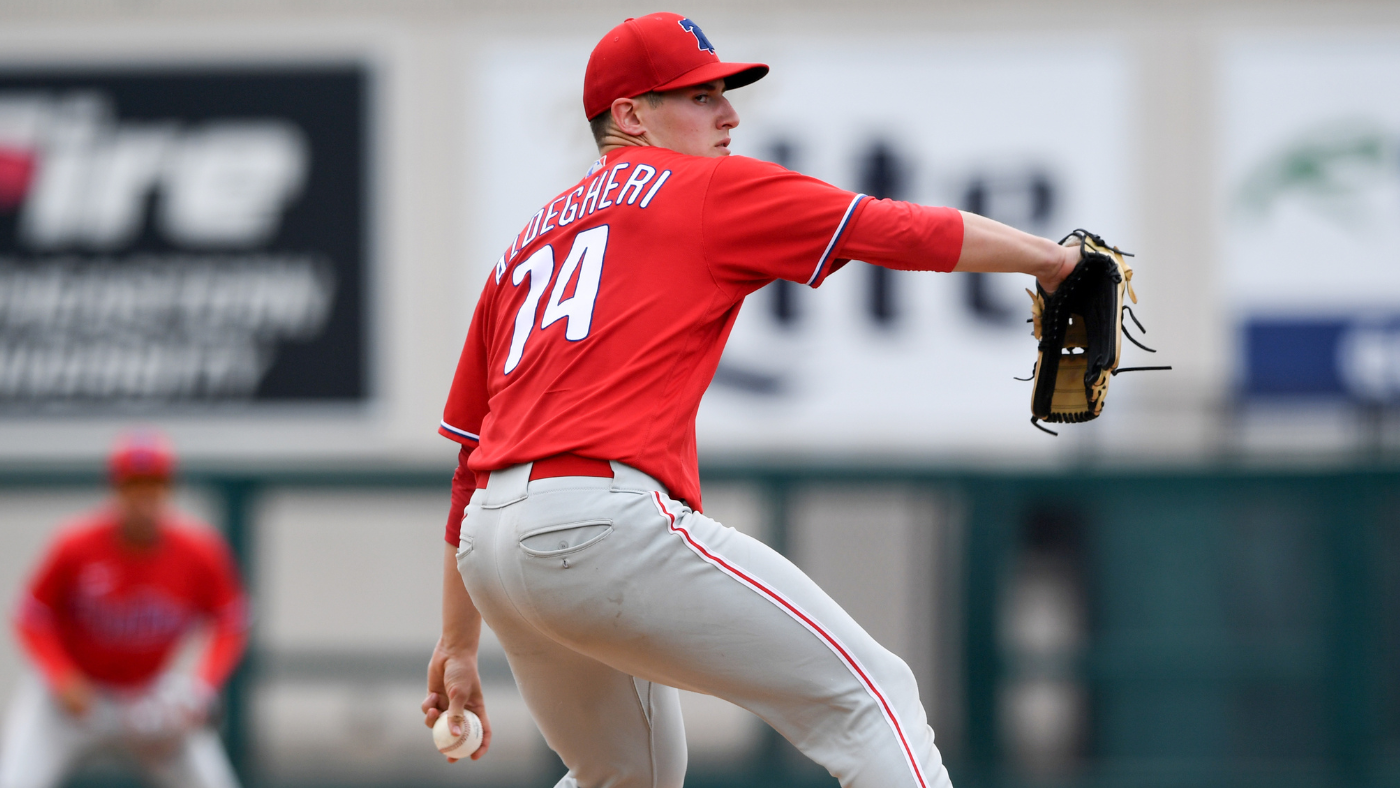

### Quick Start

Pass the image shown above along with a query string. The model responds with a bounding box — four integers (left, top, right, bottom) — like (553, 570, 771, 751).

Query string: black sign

(0, 66, 367, 408)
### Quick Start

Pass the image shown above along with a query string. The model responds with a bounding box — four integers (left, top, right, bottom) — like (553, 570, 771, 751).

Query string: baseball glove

(1024, 230, 1169, 435)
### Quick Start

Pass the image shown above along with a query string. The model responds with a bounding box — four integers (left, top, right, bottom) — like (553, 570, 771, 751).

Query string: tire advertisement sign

(474, 36, 1133, 454)
(0, 67, 367, 410)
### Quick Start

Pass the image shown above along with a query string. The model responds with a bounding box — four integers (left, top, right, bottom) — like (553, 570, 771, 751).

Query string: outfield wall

(4, 464, 1398, 788)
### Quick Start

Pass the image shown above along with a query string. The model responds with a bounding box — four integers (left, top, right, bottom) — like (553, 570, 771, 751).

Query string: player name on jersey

(493, 154, 672, 284)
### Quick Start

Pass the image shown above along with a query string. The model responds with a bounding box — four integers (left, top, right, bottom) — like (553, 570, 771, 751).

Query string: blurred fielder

(423, 12, 1082, 788)
(1, 431, 248, 788)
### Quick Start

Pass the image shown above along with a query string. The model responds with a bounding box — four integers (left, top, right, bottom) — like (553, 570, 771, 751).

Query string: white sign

(473, 33, 1134, 455)
(1220, 36, 1400, 401)
(1221, 36, 1400, 315)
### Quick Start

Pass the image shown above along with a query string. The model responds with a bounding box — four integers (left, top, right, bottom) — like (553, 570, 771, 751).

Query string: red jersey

(440, 146, 962, 523)
(14, 509, 248, 690)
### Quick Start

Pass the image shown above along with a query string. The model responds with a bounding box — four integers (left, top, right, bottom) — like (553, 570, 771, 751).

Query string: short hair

(589, 91, 665, 147)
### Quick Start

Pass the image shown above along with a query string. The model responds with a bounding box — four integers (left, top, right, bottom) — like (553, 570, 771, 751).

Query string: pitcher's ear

(612, 97, 646, 136)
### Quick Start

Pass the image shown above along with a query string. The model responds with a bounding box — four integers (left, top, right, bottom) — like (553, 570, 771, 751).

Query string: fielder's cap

(109, 429, 176, 484)
(584, 13, 768, 120)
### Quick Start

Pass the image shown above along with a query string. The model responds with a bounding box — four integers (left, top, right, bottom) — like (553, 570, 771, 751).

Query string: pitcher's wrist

(437, 633, 480, 657)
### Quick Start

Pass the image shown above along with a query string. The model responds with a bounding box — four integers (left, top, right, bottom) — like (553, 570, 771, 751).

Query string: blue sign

(1243, 317, 1400, 402)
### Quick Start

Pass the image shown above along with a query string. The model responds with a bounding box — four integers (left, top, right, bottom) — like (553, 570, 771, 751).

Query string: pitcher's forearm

(953, 211, 1068, 279)
(441, 544, 482, 653)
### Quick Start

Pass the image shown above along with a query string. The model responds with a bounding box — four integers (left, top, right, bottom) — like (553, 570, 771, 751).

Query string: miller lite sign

(0, 67, 368, 408)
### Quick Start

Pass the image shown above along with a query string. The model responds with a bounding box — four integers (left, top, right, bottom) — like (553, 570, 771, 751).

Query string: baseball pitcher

(422, 13, 1084, 788)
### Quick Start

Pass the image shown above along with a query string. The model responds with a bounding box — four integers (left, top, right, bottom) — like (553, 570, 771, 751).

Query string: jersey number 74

(503, 225, 609, 374)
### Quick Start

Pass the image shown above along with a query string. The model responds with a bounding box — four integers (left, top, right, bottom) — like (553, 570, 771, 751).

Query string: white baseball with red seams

(432, 709, 483, 759)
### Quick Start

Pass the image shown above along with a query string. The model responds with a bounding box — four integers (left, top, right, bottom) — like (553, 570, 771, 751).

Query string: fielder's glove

(1025, 230, 1169, 434)
(121, 673, 217, 741)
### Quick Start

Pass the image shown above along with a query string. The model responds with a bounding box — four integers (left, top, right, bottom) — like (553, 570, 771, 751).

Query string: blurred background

(0, 0, 1398, 786)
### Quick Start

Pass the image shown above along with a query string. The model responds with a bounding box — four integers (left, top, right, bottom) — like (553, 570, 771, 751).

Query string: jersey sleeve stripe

(805, 193, 867, 287)
(438, 421, 481, 442)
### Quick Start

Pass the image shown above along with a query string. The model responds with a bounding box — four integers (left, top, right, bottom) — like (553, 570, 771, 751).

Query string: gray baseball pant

(0, 676, 240, 788)
(456, 461, 951, 788)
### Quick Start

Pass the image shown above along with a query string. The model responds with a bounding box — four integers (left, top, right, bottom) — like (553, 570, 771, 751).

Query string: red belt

(477, 453, 613, 487)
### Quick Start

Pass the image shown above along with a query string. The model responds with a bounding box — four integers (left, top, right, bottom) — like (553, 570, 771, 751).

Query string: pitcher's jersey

(440, 146, 962, 510)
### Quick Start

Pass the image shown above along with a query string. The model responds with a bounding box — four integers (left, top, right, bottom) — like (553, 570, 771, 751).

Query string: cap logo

(677, 18, 715, 54)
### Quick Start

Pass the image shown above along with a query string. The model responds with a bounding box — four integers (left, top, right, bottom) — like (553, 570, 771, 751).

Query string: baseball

(432, 709, 483, 759)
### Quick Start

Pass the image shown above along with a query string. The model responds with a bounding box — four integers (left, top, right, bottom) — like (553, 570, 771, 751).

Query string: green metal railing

(6, 463, 1399, 788)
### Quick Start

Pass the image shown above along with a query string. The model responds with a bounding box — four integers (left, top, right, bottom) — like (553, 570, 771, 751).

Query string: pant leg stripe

(649, 492, 928, 788)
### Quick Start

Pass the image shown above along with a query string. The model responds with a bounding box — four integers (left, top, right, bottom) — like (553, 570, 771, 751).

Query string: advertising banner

(474, 34, 1133, 455)
(1220, 38, 1400, 404)
(0, 66, 368, 410)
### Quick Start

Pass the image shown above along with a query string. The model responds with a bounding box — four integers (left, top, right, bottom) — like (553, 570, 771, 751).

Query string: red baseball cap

(584, 13, 768, 120)
(109, 429, 176, 484)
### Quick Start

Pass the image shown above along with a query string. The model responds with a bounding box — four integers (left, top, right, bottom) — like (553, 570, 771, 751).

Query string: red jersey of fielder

(440, 147, 964, 544)
(14, 510, 248, 691)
